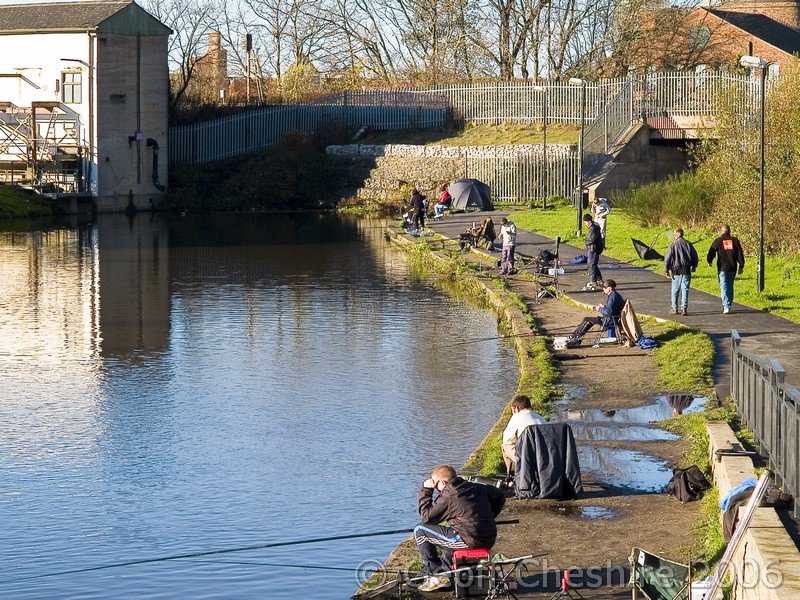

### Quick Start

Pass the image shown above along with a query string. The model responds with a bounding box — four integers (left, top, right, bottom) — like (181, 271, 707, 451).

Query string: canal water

(0, 213, 516, 599)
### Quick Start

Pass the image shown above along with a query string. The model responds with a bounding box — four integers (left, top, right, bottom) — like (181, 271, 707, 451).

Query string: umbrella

(448, 178, 494, 210)
(632, 234, 664, 260)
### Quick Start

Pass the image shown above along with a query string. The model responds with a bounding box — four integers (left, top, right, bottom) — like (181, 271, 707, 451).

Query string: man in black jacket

(707, 224, 745, 314)
(582, 214, 604, 291)
(413, 465, 505, 592)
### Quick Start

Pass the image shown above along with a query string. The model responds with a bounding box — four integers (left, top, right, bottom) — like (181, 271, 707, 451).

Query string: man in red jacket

(413, 465, 506, 591)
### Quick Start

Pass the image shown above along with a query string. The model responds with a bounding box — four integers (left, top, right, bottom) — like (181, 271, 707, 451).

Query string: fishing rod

(441, 332, 535, 348)
(0, 520, 520, 585)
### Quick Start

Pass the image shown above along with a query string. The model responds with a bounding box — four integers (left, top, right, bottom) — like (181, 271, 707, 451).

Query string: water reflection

(0, 213, 517, 599)
(556, 394, 707, 424)
(578, 447, 671, 493)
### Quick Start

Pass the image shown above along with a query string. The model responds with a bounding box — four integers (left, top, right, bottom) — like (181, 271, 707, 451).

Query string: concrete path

(427, 212, 800, 398)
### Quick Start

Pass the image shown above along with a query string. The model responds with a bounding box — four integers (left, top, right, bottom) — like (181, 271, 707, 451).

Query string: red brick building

(634, 0, 800, 72)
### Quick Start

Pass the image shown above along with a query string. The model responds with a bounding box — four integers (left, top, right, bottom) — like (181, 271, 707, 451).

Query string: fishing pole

(441, 332, 535, 348)
(0, 520, 520, 585)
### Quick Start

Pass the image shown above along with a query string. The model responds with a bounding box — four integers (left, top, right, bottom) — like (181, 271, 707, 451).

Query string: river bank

(353, 221, 719, 599)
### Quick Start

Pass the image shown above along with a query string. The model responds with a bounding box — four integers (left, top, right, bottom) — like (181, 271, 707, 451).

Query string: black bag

(667, 465, 711, 502)
(537, 249, 557, 265)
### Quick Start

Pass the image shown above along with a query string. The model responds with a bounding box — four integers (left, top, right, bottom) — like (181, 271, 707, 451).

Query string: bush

(614, 172, 714, 228)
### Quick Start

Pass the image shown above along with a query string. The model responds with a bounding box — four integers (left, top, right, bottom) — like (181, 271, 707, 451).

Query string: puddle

(534, 504, 619, 520)
(575, 425, 679, 442)
(579, 447, 671, 492)
(556, 394, 707, 424)
(544, 393, 704, 492)
(580, 506, 617, 520)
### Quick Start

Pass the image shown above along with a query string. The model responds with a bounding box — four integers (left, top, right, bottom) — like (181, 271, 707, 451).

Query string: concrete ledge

(707, 421, 800, 599)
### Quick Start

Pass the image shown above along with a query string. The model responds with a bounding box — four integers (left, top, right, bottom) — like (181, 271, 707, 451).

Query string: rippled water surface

(0, 213, 516, 599)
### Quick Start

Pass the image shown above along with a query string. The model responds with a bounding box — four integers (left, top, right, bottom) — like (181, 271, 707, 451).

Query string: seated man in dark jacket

(567, 279, 624, 345)
(413, 465, 506, 592)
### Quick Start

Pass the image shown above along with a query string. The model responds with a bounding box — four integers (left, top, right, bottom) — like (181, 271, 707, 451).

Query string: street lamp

(739, 55, 767, 292)
(534, 85, 548, 209)
(569, 77, 587, 236)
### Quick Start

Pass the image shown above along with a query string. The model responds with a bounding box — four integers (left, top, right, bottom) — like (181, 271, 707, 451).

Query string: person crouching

(413, 465, 506, 592)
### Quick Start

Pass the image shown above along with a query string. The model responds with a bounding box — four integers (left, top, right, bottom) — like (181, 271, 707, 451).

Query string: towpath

(428, 212, 800, 399)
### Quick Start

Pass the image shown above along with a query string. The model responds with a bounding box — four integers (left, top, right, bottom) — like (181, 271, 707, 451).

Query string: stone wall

(327, 143, 573, 205)
(707, 421, 800, 600)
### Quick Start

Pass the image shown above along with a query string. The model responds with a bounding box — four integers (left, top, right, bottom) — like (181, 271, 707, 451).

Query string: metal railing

(730, 330, 800, 517)
(168, 71, 759, 199)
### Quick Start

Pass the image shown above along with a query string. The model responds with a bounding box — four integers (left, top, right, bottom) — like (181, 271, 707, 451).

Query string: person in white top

(497, 217, 517, 275)
(501, 394, 547, 477)
(591, 197, 611, 239)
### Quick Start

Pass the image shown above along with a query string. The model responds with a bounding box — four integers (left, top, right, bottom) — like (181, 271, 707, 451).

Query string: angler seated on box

(566, 279, 624, 347)
(413, 465, 506, 592)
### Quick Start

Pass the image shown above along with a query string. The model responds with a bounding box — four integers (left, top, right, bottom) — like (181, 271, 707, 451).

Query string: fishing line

(0, 529, 414, 585)
(440, 331, 535, 348)
(186, 558, 380, 573)
(0, 521, 518, 585)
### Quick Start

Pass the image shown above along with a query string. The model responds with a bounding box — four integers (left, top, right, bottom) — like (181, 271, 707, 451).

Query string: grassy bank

(510, 206, 800, 323)
(0, 185, 62, 218)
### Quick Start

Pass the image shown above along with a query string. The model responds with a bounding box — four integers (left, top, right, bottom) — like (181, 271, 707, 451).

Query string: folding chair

(532, 237, 561, 302)
(629, 547, 689, 600)
(591, 314, 623, 347)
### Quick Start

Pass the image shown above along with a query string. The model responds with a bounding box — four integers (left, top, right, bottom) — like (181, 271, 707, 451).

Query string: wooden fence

(731, 330, 800, 518)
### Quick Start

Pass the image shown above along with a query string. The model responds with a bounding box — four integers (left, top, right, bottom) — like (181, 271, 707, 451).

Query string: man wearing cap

(568, 279, 624, 345)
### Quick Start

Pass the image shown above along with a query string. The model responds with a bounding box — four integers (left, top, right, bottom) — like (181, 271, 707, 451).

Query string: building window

(689, 26, 711, 51)
(62, 71, 82, 104)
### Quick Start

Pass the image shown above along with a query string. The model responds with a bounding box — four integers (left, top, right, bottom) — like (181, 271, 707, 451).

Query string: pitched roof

(0, 1, 171, 35)
(707, 8, 800, 54)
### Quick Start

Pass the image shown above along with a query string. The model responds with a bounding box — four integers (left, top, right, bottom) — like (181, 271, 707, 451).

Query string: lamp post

(569, 77, 587, 236)
(534, 85, 548, 208)
(739, 55, 767, 292)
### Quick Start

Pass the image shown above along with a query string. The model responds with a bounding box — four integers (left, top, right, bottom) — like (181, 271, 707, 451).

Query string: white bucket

(690, 579, 723, 600)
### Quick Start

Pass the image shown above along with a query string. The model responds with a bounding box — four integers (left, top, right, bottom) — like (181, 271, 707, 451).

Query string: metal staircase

(0, 101, 88, 194)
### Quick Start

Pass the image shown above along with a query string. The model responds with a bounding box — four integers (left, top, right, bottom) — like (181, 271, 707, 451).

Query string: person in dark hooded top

(413, 465, 505, 592)
(409, 189, 427, 231)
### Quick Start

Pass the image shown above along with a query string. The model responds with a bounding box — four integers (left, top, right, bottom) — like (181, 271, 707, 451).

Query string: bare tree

(144, 0, 219, 113)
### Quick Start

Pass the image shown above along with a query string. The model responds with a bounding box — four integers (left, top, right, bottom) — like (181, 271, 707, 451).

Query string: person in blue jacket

(567, 279, 624, 345)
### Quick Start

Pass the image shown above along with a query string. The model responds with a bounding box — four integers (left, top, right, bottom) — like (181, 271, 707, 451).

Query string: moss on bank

(0, 185, 63, 218)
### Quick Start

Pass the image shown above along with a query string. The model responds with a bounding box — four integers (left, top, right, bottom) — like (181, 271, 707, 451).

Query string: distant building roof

(0, 1, 171, 36)
(707, 8, 800, 54)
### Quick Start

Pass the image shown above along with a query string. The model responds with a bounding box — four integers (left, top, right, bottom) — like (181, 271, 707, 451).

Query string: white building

(0, 1, 171, 212)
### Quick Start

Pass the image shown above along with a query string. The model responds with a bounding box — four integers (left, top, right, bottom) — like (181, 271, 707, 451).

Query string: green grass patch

(360, 123, 580, 146)
(510, 206, 800, 323)
(0, 185, 62, 218)
(652, 322, 715, 393)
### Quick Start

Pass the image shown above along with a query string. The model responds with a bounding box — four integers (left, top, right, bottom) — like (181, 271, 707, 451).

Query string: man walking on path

(582, 214, 604, 291)
(664, 228, 699, 316)
(707, 224, 745, 314)
(498, 217, 517, 275)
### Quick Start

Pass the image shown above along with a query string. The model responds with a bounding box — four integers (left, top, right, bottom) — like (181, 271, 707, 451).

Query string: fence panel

(731, 330, 800, 517)
(169, 72, 759, 171)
